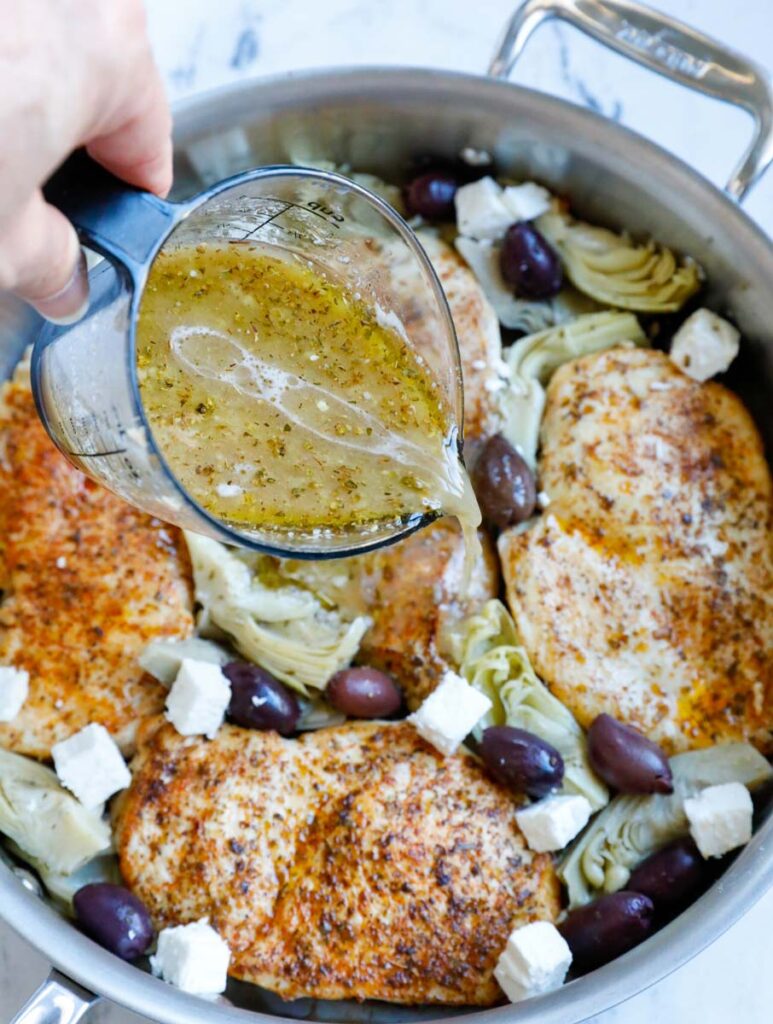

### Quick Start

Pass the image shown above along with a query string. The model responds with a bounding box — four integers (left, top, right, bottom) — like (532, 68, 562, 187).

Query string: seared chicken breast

(500, 346, 773, 754)
(357, 518, 498, 708)
(418, 231, 504, 447)
(0, 371, 193, 758)
(115, 718, 559, 1004)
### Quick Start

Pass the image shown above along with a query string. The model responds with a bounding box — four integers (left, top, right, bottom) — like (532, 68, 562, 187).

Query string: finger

(0, 191, 89, 324)
(86, 67, 173, 197)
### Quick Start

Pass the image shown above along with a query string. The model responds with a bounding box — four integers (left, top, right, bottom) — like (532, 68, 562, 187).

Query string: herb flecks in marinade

(137, 243, 476, 540)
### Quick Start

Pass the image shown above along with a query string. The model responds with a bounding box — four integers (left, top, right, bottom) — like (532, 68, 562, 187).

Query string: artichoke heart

(559, 742, 773, 907)
(296, 697, 346, 732)
(184, 532, 371, 695)
(499, 310, 647, 466)
(454, 235, 601, 333)
(0, 747, 111, 876)
(448, 599, 609, 811)
(40, 854, 121, 911)
(348, 172, 406, 215)
(288, 145, 407, 219)
(139, 636, 232, 687)
(455, 236, 561, 333)
(537, 210, 702, 312)
(5, 842, 120, 912)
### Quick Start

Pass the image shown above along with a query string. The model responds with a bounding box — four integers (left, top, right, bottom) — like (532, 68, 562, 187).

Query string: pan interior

(0, 68, 771, 1024)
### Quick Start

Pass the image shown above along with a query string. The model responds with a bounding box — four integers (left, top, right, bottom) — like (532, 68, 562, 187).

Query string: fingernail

(32, 248, 90, 325)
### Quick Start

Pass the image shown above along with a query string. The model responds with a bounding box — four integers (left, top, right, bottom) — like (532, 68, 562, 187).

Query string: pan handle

(9, 970, 99, 1024)
(488, 0, 773, 201)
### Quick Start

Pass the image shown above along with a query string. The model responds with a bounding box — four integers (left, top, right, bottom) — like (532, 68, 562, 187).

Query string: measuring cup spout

(43, 150, 181, 284)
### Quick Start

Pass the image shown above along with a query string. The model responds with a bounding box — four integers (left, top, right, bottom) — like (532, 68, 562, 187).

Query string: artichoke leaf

(508, 310, 646, 384)
(454, 236, 558, 333)
(499, 374, 546, 471)
(286, 146, 407, 220)
(348, 172, 406, 215)
(270, 557, 365, 616)
(139, 636, 232, 686)
(0, 747, 111, 876)
(297, 697, 346, 732)
(4, 841, 120, 913)
(449, 600, 609, 811)
(559, 742, 773, 907)
(39, 853, 121, 911)
(184, 533, 371, 695)
(537, 210, 702, 313)
(498, 310, 647, 467)
(550, 287, 604, 322)
(187, 534, 317, 625)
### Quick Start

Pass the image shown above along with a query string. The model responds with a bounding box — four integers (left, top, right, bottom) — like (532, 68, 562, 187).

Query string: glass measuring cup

(33, 153, 462, 559)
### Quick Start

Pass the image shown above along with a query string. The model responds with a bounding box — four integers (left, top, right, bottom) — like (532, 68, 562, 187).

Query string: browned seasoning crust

(417, 232, 504, 448)
(500, 346, 773, 754)
(114, 718, 559, 1004)
(357, 518, 499, 709)
(0, 371, 194, 758)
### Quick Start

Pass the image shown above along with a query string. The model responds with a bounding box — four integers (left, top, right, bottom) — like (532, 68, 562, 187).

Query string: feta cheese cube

(669, 308, 740, 381)
(515, 794, 592, 852)
(166, 658, 231, 740)
(502, 182, 553, 222)
(684, 782, 753, 858)
(455, 177, 514, 240)
(408, 670, 492, 756)
(494, 920, 572, 1003)
(52, 723, 131, 808)
(0, 666, 29, 722)
(150, 919, 231, 995)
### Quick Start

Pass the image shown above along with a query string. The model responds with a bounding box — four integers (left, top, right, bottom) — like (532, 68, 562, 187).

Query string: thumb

(0, 190, 89, 324)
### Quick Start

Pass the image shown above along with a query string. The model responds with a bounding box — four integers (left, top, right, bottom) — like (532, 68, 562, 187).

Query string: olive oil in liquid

(137, 243, 481, 564)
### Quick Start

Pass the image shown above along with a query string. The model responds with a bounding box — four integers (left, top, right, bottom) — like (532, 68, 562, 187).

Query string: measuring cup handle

(43, 150, 181, 279)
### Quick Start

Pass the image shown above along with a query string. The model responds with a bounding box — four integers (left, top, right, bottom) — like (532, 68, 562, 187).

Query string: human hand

(0, 0, 171, 322)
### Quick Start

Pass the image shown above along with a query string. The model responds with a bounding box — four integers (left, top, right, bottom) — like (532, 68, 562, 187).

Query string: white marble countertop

(1, 1, 771, 1022)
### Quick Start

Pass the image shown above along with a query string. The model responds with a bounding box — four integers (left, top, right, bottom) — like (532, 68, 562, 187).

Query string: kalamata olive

(471, 434, 537, 529)
(587, 714, 673, 794)
(499, 222, 563, 299)
(224, 661, 300, 735)
(327, 667, 402, 718)
(404, 171, 458, 220)
(481, 725, 564, 798)
(628, 838, 707, 910)
(558, 891, 654, 974)
(73, 883, 154, 961)
(408, 153, 495, 185)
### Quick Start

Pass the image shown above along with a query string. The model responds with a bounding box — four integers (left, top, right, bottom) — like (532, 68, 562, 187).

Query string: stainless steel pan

(2, 2, 771, 1023)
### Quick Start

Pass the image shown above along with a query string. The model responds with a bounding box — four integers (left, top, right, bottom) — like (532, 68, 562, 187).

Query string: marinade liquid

(137, 243, 480, 566)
